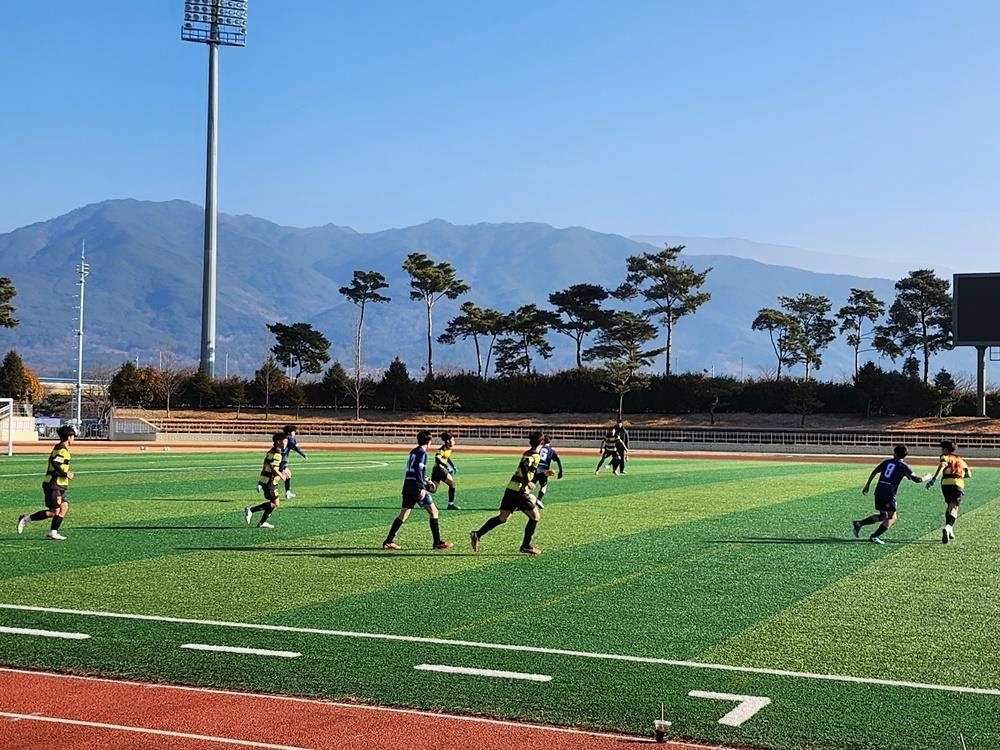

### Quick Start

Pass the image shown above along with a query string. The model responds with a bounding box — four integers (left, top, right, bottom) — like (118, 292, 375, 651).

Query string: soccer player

(854, 444, 929, 545)
(532, 433, 563, 509)
(383, 430, 454, 550)
(613, 418, 630, 473)
(431, 431, 460, 510)
(470, 430, 544, 555)
(244, 432, 290, 529)
(595, 428, 627, 475)
(17, 424, 76, 540)
(925, 439, 971, 544)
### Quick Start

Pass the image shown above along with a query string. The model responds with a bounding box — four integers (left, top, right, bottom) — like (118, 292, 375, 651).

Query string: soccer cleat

(16, 515, 29, 535)
(852, 520, 862, 538)
(258, 521, 275, 529)
(243, 506, 253, 525)
(519, 546, 542, 555)
(948, 527, 956, 540)
(383, 541, 401, 550)
(594, 469, 600, 475)
(446, 502, 461, 510)
(45, 530, 67, 541)
(285, 491, 296, 499)
(869, 535, 884, 545)
(256, 483, 262, 493)
(433, 540, 454, 550)
(470, 531, 480, 552)
(942, 527, 950, 544)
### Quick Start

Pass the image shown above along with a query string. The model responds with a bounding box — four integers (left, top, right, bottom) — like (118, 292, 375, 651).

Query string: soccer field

(1, 447, 998, 750)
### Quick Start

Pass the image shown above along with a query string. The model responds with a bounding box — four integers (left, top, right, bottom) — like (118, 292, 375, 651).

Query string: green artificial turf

(1, 446, 998, 749)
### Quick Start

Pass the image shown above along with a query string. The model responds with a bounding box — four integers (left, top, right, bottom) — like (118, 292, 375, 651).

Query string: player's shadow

(295, 505, 391, 511)
(87, 525, 234, 531)
(713, 536, 939, 545)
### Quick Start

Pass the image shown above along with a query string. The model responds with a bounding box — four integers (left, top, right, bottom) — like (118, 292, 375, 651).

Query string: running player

(854, 444, 929, 544)
(532, 433, 563, 509)
(431, 431, 460, 510)
(925, 439, 971, 544)
(244, 432, 290, 529)
(595, 428, 627, 475)
(383, 430, 454, 550)
(17, 424, 76, 540)
(470, 430, 543, 555)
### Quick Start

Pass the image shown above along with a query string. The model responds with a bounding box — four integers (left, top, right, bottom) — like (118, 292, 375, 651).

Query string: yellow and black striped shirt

(44, 444, 72, 487)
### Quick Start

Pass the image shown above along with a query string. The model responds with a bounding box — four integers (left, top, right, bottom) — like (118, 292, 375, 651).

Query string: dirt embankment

(117, 408, 1000, 433)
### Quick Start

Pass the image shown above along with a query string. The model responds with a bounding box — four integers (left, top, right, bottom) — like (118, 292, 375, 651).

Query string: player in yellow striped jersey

(431, 432, 461, 510)
(17, 424, 76, 540)
(925, 439, 971, 544)
(470, 431, 544, 555)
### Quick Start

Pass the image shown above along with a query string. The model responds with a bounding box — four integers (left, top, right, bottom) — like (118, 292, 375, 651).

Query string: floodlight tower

(75, 241, 90, 427)
(181, 0, 248, 377)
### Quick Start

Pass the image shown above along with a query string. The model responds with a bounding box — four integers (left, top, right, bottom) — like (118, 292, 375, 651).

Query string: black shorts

(261, 482, 279, 502)
(500, 488, 536, 513)
(942, 485, 964, 506)
(401, 489, 432, 510)
(41, 482, 66, 509)
(874, 490, 897, 515)
(431, 465, 451, 483)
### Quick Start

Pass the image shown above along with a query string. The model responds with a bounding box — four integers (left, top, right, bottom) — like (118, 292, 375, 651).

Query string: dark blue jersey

(873, 457, 917, 496)
(537, 442, 562, 472)
(281, 435, 306, 460)
(403, 445, 428, 492)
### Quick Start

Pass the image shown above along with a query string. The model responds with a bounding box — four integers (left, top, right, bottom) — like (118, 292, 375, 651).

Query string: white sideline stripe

(181, 643, 300, 658)
(0, 626, 90, 640)
(688, 690, 771, 727)
(0, 711, 313, 750)
(0, 668, 653, 746)
(2, 603, 999, 697)
(415, 663, 552, 682)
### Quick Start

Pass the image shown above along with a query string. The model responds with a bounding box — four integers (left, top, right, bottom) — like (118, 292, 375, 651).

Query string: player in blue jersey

(382, 430, 454, 551)
(854, 445, 930, 544)
(531, 434, 563, 509)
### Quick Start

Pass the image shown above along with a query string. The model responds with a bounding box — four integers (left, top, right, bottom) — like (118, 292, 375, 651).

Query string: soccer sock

(51, 516, 64, 531)
(448, 486, 456, 504)
(872, 523, 889, 537)
(386, 517, 404, 543)
(522, 519, 537, 549)
(285, 478, 291, 491)
(429, 517, 442, 544)
(946, 514, 957, 527)
(250, 502, 269, 513)
(476, 516, 504, 537)
(260, 505, 274, 523)
(29, 510, 49, 521)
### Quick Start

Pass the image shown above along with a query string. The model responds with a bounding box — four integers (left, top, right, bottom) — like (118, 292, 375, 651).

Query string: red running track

(0, 668, 736, 750)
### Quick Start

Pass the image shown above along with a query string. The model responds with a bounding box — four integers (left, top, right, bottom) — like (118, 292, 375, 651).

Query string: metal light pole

(181, 1, 248, 377)
(75, 241, 90, 427)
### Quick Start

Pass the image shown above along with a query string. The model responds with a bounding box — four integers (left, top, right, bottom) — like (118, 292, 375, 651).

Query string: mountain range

(0, 199, 971, 381)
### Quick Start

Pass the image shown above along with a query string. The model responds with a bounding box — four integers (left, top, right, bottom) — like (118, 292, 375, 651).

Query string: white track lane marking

(0, 626, 89, 640)
(0, 460, 389, 480)
(0, 711, 315, 750)
(415, 664, 552, 682)
(181, 643, 300, 658)
(0, 667, 656, 745)
(1, 603, 998, 697)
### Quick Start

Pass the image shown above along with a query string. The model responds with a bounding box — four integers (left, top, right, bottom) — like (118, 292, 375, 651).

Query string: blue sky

(4, 1, 999, 271)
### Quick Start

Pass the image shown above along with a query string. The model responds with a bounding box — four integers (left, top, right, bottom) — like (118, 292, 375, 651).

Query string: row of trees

(752, 270, 952, 384)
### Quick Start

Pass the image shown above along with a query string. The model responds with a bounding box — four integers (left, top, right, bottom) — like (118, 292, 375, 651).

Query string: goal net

(0, 398, 13, 457)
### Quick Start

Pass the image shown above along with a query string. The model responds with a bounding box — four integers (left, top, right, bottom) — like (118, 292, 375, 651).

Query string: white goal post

(0, 398, 13, 457)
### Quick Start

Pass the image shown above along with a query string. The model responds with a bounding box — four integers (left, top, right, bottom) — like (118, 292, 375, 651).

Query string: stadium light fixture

(181, 0, 248, 377)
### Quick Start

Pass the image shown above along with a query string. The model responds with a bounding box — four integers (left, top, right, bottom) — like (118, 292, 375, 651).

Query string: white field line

(0, 626, 89, 640)
(2, 603, 999, 697)
(0, 667, 656, 746)
(415, 664, 552, 682)
(0, 711, 314, 750)
(181, 643, 300, 658)
(0, 460, 389, 480)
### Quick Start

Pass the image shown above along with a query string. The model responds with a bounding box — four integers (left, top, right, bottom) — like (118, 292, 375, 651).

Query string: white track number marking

(688, 690, 771, 727)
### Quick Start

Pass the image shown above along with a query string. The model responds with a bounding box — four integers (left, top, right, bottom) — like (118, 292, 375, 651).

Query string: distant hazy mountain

(631, 235, 920, 280)
(0, 200, 972, 381)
